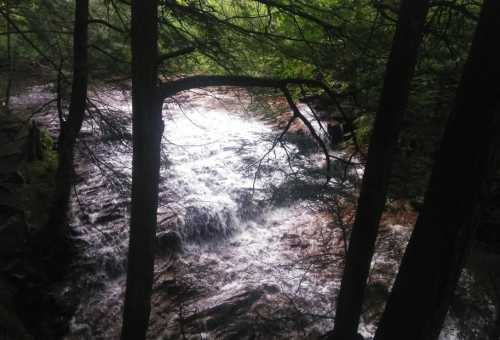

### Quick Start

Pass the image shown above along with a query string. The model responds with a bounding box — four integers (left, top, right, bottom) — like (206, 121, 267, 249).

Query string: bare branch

(282, 86, 331, 183)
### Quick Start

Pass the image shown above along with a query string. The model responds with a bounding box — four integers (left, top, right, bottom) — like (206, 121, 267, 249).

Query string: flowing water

(47, 87, 366, 339)
(11, 84, 493, 340)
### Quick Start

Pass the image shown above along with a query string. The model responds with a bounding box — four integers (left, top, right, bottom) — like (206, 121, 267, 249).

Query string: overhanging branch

(159, 75, 323, 98)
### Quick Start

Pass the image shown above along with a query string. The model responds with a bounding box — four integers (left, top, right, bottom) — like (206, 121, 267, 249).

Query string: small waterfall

(180, 205, 238, 243)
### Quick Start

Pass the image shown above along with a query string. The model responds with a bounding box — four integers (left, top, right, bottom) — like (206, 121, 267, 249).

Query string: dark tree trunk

(120, 0, 163, 339)
(4, 0, 12, 111)
(373, 1, 500, 339)
(330, 1, 430, 339)
(44, 0, 88, 247)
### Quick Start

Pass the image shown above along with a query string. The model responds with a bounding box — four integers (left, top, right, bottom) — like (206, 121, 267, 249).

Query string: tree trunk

(120, 0, 163, 339)
(374, 1, 500, 339)
(44, 0, 88, 248)
(4, 0, 12, 111)
(330, 1, 430, 339)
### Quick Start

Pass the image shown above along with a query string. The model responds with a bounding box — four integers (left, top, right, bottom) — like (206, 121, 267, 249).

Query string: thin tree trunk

(44, 0, 89, 248)
(330, 1, 430, 339)
(4, 0, 12, 111)
(374, 1, 500, 339)
(120, 0, 163, 338)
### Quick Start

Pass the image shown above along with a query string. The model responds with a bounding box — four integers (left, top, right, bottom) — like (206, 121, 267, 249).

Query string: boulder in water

(156, 230, 183, 255)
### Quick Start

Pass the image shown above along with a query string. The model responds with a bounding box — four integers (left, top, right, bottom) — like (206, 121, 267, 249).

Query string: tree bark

(330, 1, 430, 339)
(4, 0, 12, 111)
(44, 0, 88, 248)
(120, 0, 163, 339)
(374, 1, 500, 339)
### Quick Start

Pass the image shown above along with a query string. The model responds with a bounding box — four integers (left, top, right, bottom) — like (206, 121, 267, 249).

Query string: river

(12, 83, 492, 340)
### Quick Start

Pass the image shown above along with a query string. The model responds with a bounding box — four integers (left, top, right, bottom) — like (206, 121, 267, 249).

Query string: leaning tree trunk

(330, 1, 430, 339)
(374, 1, 500, 339)
(120, 0, 163, 339)
(44, 0, 88, 248)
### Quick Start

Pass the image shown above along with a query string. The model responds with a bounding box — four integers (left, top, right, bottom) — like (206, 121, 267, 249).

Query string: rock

(281, 232, 300, 240)
(94, 213, 122, 224)
(156, 276, 185, 296)
(327, 121, 344, 146)
(301, 94, 358, 122)
(363, 281, 389, 324)
(0, 215, 28, 256)
(156, 230, 183, 255)
(301, 95, 333, 120)
(69, 321, 92, 339)
(183, 284, 280, 339)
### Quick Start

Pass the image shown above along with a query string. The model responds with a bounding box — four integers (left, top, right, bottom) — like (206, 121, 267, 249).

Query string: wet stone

(94, 213, 123, 225)
(156, 230, 183, 255)
(183, 284, 280, 339)
(281, 232, 300, 240)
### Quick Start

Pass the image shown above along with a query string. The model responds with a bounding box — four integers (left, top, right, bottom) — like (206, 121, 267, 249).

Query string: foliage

(353, 114, 373, 152)
(0, 0, 483, 203)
